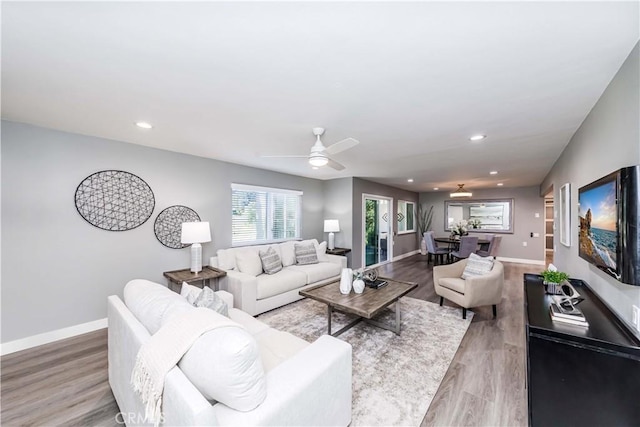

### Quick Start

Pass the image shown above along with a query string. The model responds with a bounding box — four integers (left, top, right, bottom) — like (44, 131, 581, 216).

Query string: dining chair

(424, 231, 451, 265)
(477, 235, 502, 257)
(450, 236, 478, 261)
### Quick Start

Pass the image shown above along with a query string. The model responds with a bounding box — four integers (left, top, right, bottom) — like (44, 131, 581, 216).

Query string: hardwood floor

(1, 329, 119, 426)
(376, 254, 530, 426)
(1, 255, 536, 426)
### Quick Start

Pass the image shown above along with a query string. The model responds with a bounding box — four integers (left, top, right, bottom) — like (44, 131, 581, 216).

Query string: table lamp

(181, 221, 211, 273)
(324, 219, 340, 250)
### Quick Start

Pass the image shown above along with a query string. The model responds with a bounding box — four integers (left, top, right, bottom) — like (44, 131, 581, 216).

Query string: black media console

(524, 273, 640, 426)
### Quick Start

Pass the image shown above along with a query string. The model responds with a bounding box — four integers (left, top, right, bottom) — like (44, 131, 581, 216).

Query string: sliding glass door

(363, 195, 392, 267)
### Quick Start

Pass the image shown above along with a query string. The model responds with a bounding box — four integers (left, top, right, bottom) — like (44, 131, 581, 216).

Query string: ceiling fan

(262, 127, 359, 171)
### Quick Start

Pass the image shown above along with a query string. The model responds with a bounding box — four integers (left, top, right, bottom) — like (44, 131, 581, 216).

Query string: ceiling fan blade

(327, 158, 345, 171)
(325, 137, 359, 155)
(260, 154, 307, 158)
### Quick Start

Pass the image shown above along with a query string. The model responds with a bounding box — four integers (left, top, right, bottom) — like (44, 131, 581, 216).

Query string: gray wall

(540, 43, 640, 338)
(420, 186, 546, 262)
(322, 177, 354, 265)
(351, 178, 420, 269)
(322, 178, 353, 249)
(1, 121, 325, 342)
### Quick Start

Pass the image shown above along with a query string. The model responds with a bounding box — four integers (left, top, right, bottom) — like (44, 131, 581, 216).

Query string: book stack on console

(549, 296, 588, 327)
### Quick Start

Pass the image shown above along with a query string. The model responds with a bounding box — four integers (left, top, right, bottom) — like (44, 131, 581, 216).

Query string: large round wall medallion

(74, 170, 155, 231)
(154, 205, 201, 249)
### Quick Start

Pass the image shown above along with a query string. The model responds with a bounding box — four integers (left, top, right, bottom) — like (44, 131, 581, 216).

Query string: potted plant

(416, 204, 434, 255)
(541, 268, 570, 294)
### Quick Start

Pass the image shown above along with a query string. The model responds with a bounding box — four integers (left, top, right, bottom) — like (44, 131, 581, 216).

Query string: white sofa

(211, 239, 347, 316)
(108, 279, 352, 426)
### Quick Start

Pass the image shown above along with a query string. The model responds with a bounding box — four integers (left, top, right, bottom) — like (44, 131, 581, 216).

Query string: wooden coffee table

(299, 277, 418, 337)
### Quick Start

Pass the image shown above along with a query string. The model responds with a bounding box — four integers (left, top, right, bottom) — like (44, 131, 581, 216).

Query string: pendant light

(450, 184, 472, 198)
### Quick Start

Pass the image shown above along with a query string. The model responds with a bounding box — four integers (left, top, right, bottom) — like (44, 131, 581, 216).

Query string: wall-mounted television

(578, 165, 640, 286)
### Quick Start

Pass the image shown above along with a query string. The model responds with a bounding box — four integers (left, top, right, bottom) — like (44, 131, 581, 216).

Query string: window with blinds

(231, 183, 302, 246)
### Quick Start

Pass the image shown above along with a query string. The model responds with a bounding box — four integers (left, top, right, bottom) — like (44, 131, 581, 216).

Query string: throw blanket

(131, 307, 237, 426)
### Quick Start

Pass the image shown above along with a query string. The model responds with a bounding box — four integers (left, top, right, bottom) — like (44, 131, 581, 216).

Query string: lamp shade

(324, 219, 340, 233)
(181, 221, 211, 244)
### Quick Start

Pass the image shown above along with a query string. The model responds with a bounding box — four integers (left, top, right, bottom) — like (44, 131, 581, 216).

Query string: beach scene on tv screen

(579, 180, 617, 270)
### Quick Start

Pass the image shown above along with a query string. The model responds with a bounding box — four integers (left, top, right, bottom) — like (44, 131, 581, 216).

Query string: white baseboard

(393, 250, 420, 262)
(1, 318, 108, 356)
(496, 256, 545, 266)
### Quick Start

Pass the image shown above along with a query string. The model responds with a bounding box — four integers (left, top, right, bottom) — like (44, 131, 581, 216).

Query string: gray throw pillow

(294, 242, 319, 265)
(259, 246, 283, 275)
(461, 253, 495, 279)
(193, 286, 229, 317)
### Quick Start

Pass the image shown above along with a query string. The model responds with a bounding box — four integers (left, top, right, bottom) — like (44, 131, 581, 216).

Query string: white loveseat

(211, 239, 347, 316)
(108, 279, 352, 426)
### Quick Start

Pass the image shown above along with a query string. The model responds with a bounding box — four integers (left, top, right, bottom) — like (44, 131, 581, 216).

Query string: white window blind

(231, 184, 302, 246)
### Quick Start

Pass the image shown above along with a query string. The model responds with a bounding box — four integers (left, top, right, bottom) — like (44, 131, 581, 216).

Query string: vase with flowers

(450, 220, 469, 239)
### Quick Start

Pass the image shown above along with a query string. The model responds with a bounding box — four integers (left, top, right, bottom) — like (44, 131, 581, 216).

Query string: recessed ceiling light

(497, 183, 504, 186)
(490, 171, 498, 175)
(469, 134, 486, 142)
(433, 187, 439, 191)
(135, 121, 153, 129)
(407, 178, 414, 183)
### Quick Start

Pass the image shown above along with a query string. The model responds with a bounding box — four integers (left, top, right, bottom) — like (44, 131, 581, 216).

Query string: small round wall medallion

(154, 205, 201, 249)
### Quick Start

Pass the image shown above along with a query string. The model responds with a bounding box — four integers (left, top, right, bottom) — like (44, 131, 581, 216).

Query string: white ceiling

(2, 2, 638, 193)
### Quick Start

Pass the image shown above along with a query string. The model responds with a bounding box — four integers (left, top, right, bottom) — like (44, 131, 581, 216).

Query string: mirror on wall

(445, 199, 514, 233)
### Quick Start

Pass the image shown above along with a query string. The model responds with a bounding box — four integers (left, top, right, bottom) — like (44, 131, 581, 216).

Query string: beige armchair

(433, 259, 504, 319)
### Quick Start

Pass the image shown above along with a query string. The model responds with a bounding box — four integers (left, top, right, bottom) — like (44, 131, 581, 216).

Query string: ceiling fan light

(309, 153, 328, 167)
(450, 184, 473, 198)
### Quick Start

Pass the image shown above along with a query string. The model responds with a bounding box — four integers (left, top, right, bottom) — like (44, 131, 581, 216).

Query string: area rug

(257, 296, 473, 426)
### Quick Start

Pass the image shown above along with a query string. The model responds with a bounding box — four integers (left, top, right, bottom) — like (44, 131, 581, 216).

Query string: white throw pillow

(217, 249, 237, 271)
(235, 248, 263, 276)
(461, 253, 495, 279)
(181, 282, 202, 304)
(278, 241, 297, 267)
(316, 241, 329, 262)
(178, 314, 267, 411)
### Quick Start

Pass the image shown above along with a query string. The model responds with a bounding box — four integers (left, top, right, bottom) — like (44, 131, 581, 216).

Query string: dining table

(434, 236, 491, 251)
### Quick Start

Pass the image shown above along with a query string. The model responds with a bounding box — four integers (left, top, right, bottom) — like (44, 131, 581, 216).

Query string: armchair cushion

(461, 253, 495, 279)
(439, 277, 466, 294)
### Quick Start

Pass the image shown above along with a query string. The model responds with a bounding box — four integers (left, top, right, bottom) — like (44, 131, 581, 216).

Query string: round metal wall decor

(75, 170, 155, 231)
(154, 205, 201, 249)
